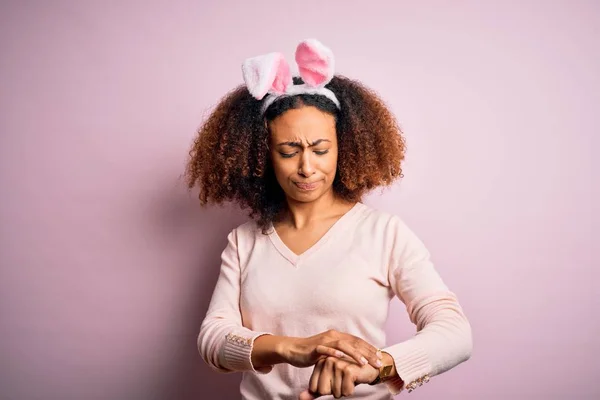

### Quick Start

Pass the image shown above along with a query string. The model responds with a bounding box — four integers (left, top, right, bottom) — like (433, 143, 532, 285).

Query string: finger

(339, 332, 380, 356)
(357, 343, 383, 369)
(352, 339, 383, 365)
(333, 362, 343, 399)
(315, 345, 349, 360)
(342, 364, 357, 397)
(333, 341, 381, 369)
(309, 359, 325, 394)
(298, 390, 315, 400)
(317, 357, 335, 396)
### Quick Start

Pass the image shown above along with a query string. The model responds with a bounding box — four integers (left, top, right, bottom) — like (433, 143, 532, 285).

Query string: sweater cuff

(222, 330, 274, 374)
(382, 340, 431, 395)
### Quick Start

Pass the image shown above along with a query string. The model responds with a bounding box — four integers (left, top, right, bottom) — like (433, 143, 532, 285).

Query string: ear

(242, 52, 292, 99)
(295, 39, 335, 87)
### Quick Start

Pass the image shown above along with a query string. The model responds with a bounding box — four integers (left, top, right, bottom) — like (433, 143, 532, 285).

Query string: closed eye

(314, 150, 329, 155)
(279, 152, 297, 158)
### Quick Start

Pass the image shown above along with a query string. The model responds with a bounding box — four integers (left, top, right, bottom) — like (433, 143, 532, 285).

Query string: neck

(283, 191, 354, 229)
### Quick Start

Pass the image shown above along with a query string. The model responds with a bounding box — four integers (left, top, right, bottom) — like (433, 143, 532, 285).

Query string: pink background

(1, 1, 597, 399)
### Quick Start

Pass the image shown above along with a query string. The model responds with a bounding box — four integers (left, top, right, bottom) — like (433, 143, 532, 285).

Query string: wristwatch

(369, 363, 394, 386)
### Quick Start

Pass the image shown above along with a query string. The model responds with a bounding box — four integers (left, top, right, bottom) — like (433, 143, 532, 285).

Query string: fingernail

(335, 351, 344, 358)
(376, 351, 383, 359)
(361, 357, 368, 365)
(376, 360, 383, 367)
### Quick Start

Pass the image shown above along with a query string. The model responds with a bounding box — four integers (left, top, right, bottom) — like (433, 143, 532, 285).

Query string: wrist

(252, 335, 288, 367)
(276, 336, 298, 364)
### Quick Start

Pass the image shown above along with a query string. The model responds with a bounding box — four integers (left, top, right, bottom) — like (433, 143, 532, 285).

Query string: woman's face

(268, 105, 338, 204)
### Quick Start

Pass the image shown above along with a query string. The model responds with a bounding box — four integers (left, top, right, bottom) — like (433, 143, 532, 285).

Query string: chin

(297, 194, 322, 203)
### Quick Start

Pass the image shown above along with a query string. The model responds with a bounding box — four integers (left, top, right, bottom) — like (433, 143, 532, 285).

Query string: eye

(279, 152, 297, 158)
(314, 150, 329, 155)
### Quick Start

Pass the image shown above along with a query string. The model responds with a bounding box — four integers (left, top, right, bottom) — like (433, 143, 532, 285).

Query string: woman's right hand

(279, 329, 383, 369)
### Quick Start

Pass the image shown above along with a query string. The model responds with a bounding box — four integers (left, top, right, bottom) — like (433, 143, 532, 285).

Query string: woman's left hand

(298, 356, 379, 399)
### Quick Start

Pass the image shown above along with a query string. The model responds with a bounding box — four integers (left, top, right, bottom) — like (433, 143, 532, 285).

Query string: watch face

(380, 365, 393, 379)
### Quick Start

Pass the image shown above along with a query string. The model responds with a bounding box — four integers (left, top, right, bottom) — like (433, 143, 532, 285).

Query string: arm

(198, 230, 382, 374)
(380, 217, 473, 395)
(197, 229, 274, 374)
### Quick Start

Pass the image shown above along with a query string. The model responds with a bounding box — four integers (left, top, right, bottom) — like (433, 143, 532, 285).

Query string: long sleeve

(382, 217, 473, 395)
(197, 229, 273, 374)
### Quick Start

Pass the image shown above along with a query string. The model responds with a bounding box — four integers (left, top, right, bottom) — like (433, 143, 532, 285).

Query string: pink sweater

(198, 203, 472, 399)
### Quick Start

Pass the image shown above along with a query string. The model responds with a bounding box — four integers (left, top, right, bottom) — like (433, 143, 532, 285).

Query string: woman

(186, 39, 472, 400)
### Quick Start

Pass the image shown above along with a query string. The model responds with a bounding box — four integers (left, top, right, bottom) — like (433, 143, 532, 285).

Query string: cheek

(270, 154, 294, 178)
(325, 151, 338, 175)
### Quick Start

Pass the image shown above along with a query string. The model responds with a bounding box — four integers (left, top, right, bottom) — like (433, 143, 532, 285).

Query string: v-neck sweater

(198, 203, 472, 399)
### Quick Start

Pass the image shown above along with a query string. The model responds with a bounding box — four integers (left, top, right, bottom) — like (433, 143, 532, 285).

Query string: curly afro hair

(185, 75, 406, 230)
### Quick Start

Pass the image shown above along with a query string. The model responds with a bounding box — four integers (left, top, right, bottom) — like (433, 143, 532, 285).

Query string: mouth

(294, 181, 320, 191)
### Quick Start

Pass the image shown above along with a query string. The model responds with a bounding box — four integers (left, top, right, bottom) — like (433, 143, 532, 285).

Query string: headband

(241, 39, 340, 114)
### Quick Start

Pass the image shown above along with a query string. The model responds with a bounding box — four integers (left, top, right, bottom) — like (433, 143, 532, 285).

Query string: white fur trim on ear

(242, 52, 291, 100)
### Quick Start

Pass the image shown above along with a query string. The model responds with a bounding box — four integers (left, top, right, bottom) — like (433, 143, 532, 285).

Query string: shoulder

(233, 219, 262, 235)
(228, 219, 263, 240)
(354, 202, 408, 232)
(346, 203, 429, 270)
(226, 219, 268, 254)
(354, 203, 424, 251)
(226, 220, 270, 268)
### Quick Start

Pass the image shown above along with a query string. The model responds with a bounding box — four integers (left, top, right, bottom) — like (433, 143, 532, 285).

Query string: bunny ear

(295, 39, 335, 87)
(242, 52, 292, 100)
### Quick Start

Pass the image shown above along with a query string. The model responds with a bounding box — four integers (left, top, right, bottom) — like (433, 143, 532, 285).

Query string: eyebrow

(277, 139, 331, 147)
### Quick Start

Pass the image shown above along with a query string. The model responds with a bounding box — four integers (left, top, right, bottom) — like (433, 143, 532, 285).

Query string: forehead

(268, 106, 336, 142)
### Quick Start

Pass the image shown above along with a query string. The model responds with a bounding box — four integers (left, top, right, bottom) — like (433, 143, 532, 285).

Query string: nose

(298, 152, 316, 177)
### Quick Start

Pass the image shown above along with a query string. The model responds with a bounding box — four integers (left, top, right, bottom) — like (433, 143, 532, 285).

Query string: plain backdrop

(0, 1, 597, 399)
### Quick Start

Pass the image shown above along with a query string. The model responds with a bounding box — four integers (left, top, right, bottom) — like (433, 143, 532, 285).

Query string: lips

(294, 182, 320, 191)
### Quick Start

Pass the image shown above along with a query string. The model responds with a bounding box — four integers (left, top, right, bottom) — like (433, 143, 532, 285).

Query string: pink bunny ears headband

(242, 39, 340, 114)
